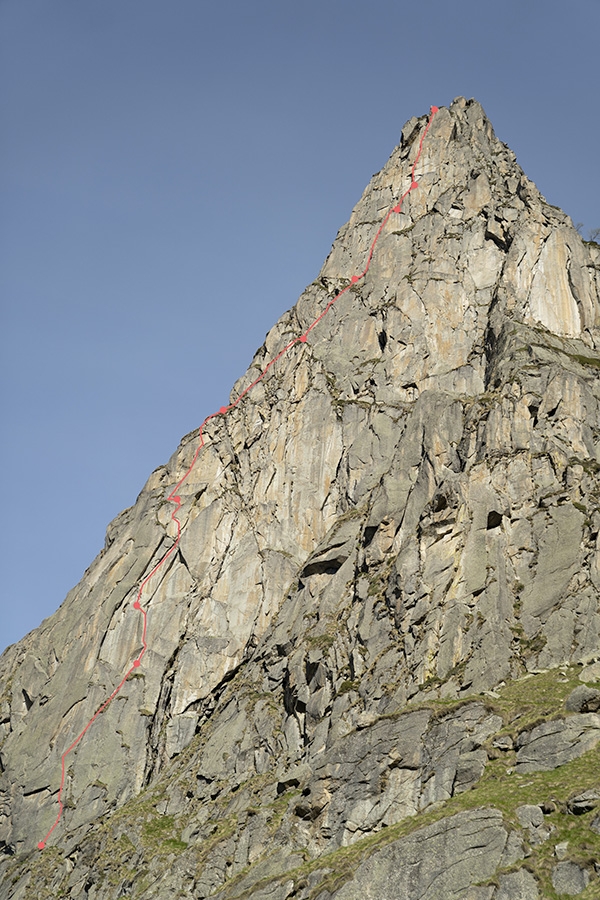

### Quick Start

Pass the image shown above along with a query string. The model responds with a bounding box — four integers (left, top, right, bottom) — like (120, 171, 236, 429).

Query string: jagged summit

(1, 99, 599, 898)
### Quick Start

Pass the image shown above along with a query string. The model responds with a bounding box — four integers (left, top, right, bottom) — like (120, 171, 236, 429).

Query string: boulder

(551, 861, 589, 896)
(566, 789, 600, 815)
(565, 685, 600, 713)
(516, 805, 544, 828)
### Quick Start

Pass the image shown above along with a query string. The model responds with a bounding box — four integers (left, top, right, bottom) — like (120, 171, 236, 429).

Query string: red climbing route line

(37, 105, 438, 850)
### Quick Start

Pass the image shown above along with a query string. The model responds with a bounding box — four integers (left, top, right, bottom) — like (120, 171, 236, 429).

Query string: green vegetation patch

(490, 665, 588, 735)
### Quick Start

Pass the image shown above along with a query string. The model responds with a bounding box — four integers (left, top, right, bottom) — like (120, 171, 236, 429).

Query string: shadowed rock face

(1, 98, 599, 898)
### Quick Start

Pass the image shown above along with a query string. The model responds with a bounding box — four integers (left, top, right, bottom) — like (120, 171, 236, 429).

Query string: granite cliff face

(1, 97, 600, 899)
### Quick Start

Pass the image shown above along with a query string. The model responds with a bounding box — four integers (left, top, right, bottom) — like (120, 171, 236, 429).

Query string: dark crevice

(277, 776, 300, 795)
(22, 689, 33, 711)
(363, 526, 378, 547)
(378, 330, 388, 351)
(176, 547, 193, 578)
(192, 662, 244, 729)
(484, 229, 508, 251)
(486, 510, 503, 530)
(528, 404, 539, 427)
(22, 784, 50, 798)
(282, 671, 297, 717)
(142, 639, 183, 787)
(193, 485, 208, 502)
(431, 494, 448, 513)
(301, 558, 345, 577)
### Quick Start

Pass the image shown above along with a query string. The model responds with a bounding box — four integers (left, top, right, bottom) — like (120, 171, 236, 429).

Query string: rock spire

(1, 97, 599, 899)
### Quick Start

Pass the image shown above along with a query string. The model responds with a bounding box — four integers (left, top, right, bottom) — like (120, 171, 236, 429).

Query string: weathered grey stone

(464, 890, 494, 900)
(331, 809, 509, 900)
(520, 506, 584, 627)
(515, 715, 600, 772)
(516, 804, 554, 844)
(494, 869, 539, 900)
(529, 823, 555, 845)
(295, 703, 498, 846)
(516, 805, 544, 828)
(165, 712, 198, 758)
(500, 829, 526, 867)
(579, 661, 600, 683)
(551, 861, 589, 895)
(565, 684, 600, 713)
(566, 789, 600, 815)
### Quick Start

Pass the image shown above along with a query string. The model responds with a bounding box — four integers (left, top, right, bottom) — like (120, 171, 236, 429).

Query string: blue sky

(1, 0, 599, 653)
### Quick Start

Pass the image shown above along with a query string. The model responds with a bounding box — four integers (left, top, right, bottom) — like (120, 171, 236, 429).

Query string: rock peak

(1, 100, 599, 896)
